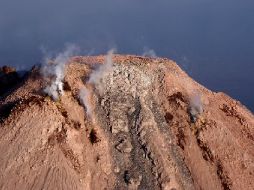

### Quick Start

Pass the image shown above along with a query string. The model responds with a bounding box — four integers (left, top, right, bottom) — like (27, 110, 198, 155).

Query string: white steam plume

(189, 91, 203, 122)
(41, 44, 79, 101)
(142, 47, 157, 58)
(79, 87, 93, 117)
(88, 49, 114, 94)
(79, 49, 115, 118)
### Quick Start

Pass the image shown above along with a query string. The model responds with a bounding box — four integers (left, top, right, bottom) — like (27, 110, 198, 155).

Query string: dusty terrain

(0, 55, 253, 190)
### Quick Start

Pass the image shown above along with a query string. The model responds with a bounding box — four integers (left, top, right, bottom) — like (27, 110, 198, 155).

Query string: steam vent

(0, 55, 253, 190)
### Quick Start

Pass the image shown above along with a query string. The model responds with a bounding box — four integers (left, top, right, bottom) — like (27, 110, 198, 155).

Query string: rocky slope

(0, 55, 253, 190)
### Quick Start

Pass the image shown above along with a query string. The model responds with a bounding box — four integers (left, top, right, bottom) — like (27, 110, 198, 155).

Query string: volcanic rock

(0, 55, 253, 190)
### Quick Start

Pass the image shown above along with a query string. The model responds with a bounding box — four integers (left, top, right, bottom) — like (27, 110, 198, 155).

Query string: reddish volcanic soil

(0, 55, 253, 190)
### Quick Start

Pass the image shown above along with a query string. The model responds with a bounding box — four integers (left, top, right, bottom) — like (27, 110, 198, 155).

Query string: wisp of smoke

(41, 44, 79, 101)
(79, 87, 93, 117)
(88, 49, 115, 94)
(79, 49, 115, 118)
(142, 47, 157, 58)
(189, 91, 203, 122)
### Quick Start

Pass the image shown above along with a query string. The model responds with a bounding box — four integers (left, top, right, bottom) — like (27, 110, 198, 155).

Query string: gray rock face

(96, 61, 195, 190)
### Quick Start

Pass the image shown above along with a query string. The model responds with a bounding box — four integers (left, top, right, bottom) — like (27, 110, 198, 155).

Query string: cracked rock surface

(0, 55, 254, 190)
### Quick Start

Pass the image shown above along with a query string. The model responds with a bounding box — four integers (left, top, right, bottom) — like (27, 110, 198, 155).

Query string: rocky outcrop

(0, 66, 20, 96)
(0, 55, 253, 190)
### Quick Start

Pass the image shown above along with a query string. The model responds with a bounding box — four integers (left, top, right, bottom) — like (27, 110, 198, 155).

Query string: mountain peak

(0, 55, 253, 190)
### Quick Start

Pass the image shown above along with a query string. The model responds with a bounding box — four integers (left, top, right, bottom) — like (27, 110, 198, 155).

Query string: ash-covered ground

(0, 54, 253, 190)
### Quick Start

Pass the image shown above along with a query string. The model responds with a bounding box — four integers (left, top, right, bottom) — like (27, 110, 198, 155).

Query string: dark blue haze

(0, 0, 253, 111)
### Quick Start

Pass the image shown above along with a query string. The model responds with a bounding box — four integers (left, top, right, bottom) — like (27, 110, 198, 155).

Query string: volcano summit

(0, 55, 253, 190)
